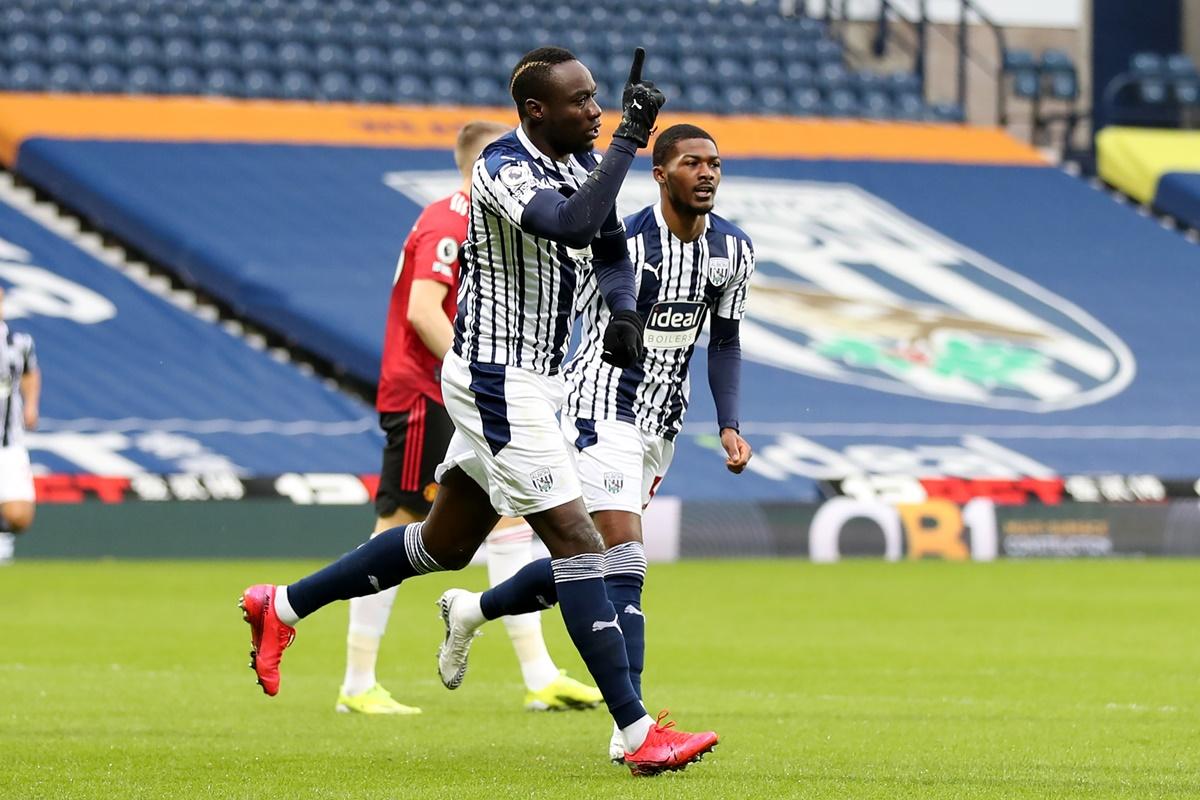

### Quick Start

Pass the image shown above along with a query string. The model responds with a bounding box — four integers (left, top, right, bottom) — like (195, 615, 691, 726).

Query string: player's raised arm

(519, 48, 666, 248)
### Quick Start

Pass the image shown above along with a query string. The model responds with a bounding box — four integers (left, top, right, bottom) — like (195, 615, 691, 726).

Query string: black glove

(601, 309, 645, 368)
(612, 47, 667, 148)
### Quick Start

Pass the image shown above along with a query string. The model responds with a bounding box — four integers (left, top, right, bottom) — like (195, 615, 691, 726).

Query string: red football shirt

(376, 192, 468, 411)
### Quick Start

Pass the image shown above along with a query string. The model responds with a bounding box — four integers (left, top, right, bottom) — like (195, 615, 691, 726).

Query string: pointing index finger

(628, 47, 645, 85)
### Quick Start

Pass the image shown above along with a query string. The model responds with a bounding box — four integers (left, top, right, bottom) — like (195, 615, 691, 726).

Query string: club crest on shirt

(707, 257, 732, 287)
(530, 467, 555, 493)
(603, 471, 624, 494)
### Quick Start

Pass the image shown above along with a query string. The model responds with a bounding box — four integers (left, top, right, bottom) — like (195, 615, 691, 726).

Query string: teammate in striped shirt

(337, 120, 599, 716)
(240, 48, 719, 776)
(0, 286, 40, 565)
(440, 124, 754, 762)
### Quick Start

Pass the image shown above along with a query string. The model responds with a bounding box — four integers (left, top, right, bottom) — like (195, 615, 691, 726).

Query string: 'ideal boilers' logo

(643, 301, 704, 350)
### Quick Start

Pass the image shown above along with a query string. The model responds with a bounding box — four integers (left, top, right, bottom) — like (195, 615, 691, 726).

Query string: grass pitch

(2, 558, 1198, 799)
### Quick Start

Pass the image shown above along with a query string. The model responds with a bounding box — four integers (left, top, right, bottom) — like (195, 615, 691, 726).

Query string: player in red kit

(336, 120, 602, 715)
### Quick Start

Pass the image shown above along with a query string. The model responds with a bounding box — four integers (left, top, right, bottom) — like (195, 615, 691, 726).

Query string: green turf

(1, 559, 1198, 799)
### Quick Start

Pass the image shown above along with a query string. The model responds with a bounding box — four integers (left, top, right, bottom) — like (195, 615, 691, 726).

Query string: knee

(5, 504, 33, 532)
(427, 540, 476, 572)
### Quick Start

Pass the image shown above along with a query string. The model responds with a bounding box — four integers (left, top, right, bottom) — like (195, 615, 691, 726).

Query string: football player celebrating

(338, 120, 600, 716)
(435, 124, 754, 762)
(239, 49, 720, 776)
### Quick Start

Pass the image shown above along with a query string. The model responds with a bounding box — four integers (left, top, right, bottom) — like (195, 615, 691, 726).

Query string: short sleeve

(715, 241, 755, 320)
(474, 151, 557, 228)
(20, 335, 37, 373)
(408, 227, 459, 286)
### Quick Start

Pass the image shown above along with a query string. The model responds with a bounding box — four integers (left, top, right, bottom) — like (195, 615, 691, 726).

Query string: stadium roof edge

(0, 94, 1046, 167)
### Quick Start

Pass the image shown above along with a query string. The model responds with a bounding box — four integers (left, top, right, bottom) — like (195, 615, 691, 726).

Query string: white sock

(621, 715, 654, 752)
(0, 531, 13, 563)
(274, 585, 300, 626)
(504, 619, 560, 691)
(486, 523, 559, 691)
(342, 585, 397, 696)
(456, 590, 486, 630)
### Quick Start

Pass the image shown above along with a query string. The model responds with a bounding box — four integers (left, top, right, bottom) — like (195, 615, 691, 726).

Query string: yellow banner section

(1096, 126, 1200, 204)
(0, 93, 1045, 166)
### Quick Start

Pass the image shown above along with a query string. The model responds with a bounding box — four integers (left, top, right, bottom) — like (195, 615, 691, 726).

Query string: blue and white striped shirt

(0, 322, 37, 448)
(453, 127, 599, 375)
(564, 204, 755, 439)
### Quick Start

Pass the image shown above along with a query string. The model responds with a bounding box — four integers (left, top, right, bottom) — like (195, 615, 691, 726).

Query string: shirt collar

(516, 125, 555, 167)
(654, 202, 710, 241)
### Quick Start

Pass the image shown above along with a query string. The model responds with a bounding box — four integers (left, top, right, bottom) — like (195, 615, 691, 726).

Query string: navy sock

(480, 557, 556, 620)
(553, 553, 646, 728)
(604, 541, 647, 699)
(286, 523, 442, 619)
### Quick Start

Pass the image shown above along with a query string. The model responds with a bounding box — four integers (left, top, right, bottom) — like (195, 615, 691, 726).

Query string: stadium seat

(199, 39, 238, 69)
(1130, 52, 1164, 75)
(239, 40, 275, 69)
(244, 69, 281, 99)
(318, 71, 354, 102)
(7, 32, 44, 62)
(316, 43, 351, 71)
(430, 75, 466, 105)
(204, 68, 244, 97)
(126, 64, 165, 94)
(750, 58, 785, 88)
(277, 41, 315, 70)
(816, 63, 850, 90)
(887, 71, 921, 97)
(1173, 77, 1199, 105)
(713, 57, 745, 83)
(125, 36, 162, 65)
(280, 70, 317, 100)
(1047, 71, 1078, 100)
(825, 88, 859, 117)
(892, 92, 925, 120)
(723, 85, 756, 114)
(1166, 53, 1198, 78)
(8, 61, 46, 91)
(928, 102, 965, 122)
(394, 73, 429, 104)
(788, 86, 822, 115)
(352, 45, 388, 73)
(83, 34, 124, 65)
(1003, 48, 1036, 72)
(854, 70, 885, 94)
(87, 63, 126, 94)
(162, 37, 200, 67)
(681, 83, 720, 114)
(860, 90, 892, 119)
(46, 33, 82, 62)
(47, 63, 87, 93)
(758, 85, 790, 114)
(812, 38, 843, 64)
(1138, 78, 1168, 104)
(165, 66, 203, 95)
(427, 48, 464, 79)
(784, 60, 814, 86)
(1012, 69, 1039, 99)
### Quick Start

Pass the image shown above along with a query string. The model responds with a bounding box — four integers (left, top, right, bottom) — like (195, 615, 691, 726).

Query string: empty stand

(0, 0, 943, 119)
(0, 177, 380, 474)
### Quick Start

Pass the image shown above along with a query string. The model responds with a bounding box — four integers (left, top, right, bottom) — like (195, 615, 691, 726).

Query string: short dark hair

(652, 124, 717, 165)
(509, 46, 577, 118)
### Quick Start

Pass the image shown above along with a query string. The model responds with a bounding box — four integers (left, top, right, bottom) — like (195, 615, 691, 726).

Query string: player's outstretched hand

(613, 47, 666, 148)
(601, 309, 645, 368)
(720, 428, 752, 474)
